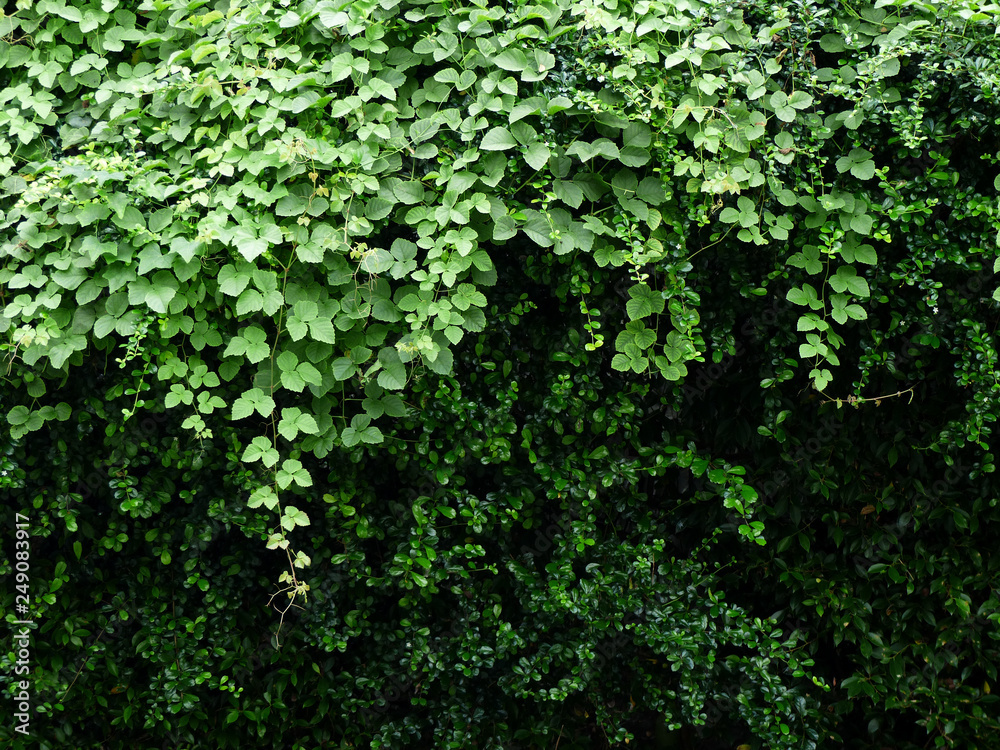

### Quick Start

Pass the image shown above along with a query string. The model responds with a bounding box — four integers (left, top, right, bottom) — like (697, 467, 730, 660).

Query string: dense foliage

(3, 0, 1000, 747)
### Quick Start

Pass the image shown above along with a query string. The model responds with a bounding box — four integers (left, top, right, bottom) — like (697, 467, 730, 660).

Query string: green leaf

(820, 34, 846, 52)
(611, 353, 632, 371)
(327, 52, 355, 82)
(283, 505, 312, 527)
(367, 77, 397, 101)
(524, 143, 550, 171)
(277, 460, 313, 490)
(494, 49, 528, 71)
(830, 294, 867, 324)
(247, 486, 279, 510)
(829, 266, 870, 297)
(850, 213, 873, 235)
(810, 367, 833, 392)
(232, 388, 276, 420)
(281, 370, 306, 392)
(787, 284, 824, 310)
(410, 118, 441, 143)
(341, 413, 383, 446)
(277, 407, 320, 441)
(425, 344, 453, 375)
(7, 405, 31, 426)
(236, 288, 264, 315)
(788, 91, 813, 109)
(553, 180, 584, 209)
(377, 347, 407, 390)
(481, 127, 518, 151)
(130, 271, 178, 314)
(308, 318, 337, 344)
(276, 350, 299, 372)
(510, 96, 544, 123)
(332, 357, 356, 381)
(231, 226, 268, 261)
(769, 92, 796, 122)
(788, 246, 824, 275)
(218, 264, 251, 296)
(223, 326, 270, 363)
(165, 385, 193, 408)
(243, 436, 280, 467)
(619, 146, 650, 167)
(625, 283, 665, 320)
(835, 148, 876, 180)
(395, 181, 425, 204)
(841, 241, 878, 265)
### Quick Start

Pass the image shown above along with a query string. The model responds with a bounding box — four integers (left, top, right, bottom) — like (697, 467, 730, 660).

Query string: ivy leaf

(850, 212, 873, 235)
(788, 246, 824, 275)
(286, 316, 309, 341)
(829, 266, 870, 297)
(236, 288, 264, 315)
(165, 384, 193, 408)
(223, 326, 270, 363)
(308, 318, 337, 344)
(231, 225, 268, 261)
(367, 77, 397, 101)
(277, 407, 319, 441)
(242, 436, 280, 467)
(841, 241, 878, 265)
(566, 141, 604, 162)
(797, 313, 828, 332)
(276, 460, 313, 490)
(425, 344, 454, 375)
(820, 33, 847, 52)
(376, 347, 407, 390)
(218, 264, 252, 296)
(524, 143, 550, 170)
(451, 284, 488, 310)
(719, 196, 757, 228)
(195, 392, 226, 415)
(836, 148, 876, 180)
(341, 413, 384, 447)
(7, 405, 32, 426)
(493, 49, 528, 71)
(299, 361, 323, 387)
(247, 486, 278, 510)
(786, 284, 824, 310)
(276, 350, 299, 372)
(481, 127, 518, 151)
(788, 91, 813, 110)
(129, 271, 178, 314)
(282, 505, 312, 528)
(332, 357, 356, 381)
(769, 91, 796, 122)
(625, 283, 665, 320)
(231, 388, 276, 420)
(810, 367, 833, 392)
(830, 294, 867, 324)
(553, 180, 584, 209)
(394, 181, 425, 204)
(618, 321, 656, 350)
(281, 370, 306, 392)
(360, 247, 393, 274)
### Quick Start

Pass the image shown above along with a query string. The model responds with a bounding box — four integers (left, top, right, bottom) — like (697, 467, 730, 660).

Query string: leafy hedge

(3, 0, 1000, 747)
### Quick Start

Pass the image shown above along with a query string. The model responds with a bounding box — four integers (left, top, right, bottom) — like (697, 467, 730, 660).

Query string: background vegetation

(2, 0, 1000, 747)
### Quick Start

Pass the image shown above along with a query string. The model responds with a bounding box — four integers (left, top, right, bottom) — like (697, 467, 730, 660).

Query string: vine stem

(821, 386, 915, 408)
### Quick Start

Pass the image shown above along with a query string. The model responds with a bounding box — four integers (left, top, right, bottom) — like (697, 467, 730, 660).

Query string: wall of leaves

(2, 0, 1000, 747)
